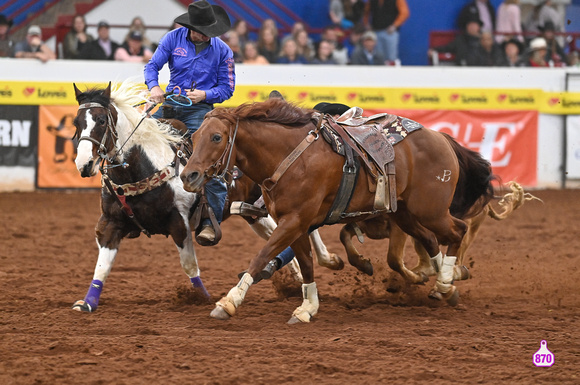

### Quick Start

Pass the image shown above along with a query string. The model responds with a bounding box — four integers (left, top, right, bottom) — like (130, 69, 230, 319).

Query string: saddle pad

(382, 117, 424, 145)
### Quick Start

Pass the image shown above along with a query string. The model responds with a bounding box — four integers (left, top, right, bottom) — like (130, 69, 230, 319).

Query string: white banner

(566, 115, 580, 179)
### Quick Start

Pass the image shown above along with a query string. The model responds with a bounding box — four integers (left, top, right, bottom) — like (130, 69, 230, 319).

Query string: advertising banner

(365, 109, 538, 186)
(0, 105, 38, 167)
(37, 105, 100, 188)
(565, 115, 580, 180)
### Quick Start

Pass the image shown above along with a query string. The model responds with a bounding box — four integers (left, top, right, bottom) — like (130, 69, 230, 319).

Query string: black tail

(443, 133, 497, 219)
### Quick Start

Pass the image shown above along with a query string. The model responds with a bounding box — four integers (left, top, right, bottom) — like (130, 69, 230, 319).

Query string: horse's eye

(211, 133, 222, 143)
(97, 116, 106, 126)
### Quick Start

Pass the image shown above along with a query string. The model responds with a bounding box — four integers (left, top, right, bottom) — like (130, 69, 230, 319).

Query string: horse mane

(210, 99, 314, 127)
(109, 80, 182, 145)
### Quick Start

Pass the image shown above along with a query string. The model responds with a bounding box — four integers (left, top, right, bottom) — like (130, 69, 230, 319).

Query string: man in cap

(145, 0, 235, 243)
(350, 30, 387, 65)
(0, 14, 14, 57)
(14, 25, 56, 62)
(114, 30, 153, 62)
(79, 21, 120, 60)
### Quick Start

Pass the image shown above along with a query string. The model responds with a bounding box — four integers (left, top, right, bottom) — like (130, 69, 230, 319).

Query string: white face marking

(436, 170, 452, 182)
(75, 110, 97, 171)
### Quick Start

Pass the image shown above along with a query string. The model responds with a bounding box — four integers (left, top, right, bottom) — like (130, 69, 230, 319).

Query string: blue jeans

(153, 99, 227, 224)
(375, 29, 399, 62)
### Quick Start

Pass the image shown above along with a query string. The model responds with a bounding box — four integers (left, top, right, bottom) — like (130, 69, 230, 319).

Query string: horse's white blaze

(75, 111, 97, 171)
(93, 241, 118, 283)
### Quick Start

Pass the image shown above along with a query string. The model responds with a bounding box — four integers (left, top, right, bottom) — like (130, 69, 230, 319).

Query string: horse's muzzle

(80, 159, 98, 178)
(181, 170, 204, 192)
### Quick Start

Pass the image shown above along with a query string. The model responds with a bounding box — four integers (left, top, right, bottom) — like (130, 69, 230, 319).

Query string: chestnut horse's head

(72, 82, 118, 177)
(180, 109, 236, 193)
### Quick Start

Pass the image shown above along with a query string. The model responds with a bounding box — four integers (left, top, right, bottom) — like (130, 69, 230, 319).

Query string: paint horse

(71, 80, 209, 312)
(180, 99, 496, 323)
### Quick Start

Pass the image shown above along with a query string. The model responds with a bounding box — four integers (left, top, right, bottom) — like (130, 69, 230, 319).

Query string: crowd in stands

(0, 0, 576, 68)
(431, 0, 573, 67)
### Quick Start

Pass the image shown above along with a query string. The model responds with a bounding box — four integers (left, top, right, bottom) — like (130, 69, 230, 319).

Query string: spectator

(261, 18, 280, 46)
(524, 0, 563, 35)
(295, 29, 314, 60)
(525, 37, 549, 67)
(540, 21, 566, 66)
(115, 30, 153, 62)
(495, 0, 523, 44)
(124, 16, 154, 50)
(0, 14, 14, 58)
(475, 31, 504, 66)
(242, 41, 269, 65)
(258, 26, 279, 63)
(224, 30, 243, 63)
(330, 0, 353, 29)
(428, 14, 483, 66)
(499, 38, 525, 66)
(232, 19, 249, 48)
(311, 40, 338, 64)
(458, 0, 495, 34)
(14, 25, 56, 63)
(276, 38, 308, 64)
(63, 14, 94, 59)
(79, 21, 120, 60)
(363, 0, 409, 63)
(350, 30, 386, 65)
(344, 0, 366, 27)
(321, 25, 349, 64)
(343, 23, 366, 60)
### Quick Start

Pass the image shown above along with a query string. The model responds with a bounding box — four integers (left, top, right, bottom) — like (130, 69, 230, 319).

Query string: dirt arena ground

(0, 188, 579, 384)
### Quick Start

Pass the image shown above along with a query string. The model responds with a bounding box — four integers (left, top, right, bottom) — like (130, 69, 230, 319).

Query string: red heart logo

(549, 97, 560, 106)
(449, 93, 460, 102)
(497, 94, 507, 102)
(401, 93, 411, 102)
(247, 91, 258, 99)
(23, 87, 35, 97)
(347, 93, 357, 101)
(298, 92, 308, 100)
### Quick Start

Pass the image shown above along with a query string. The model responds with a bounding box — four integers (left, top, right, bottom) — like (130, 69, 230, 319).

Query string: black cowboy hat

(313, 102, 350, 116)
(0, 14, 13, 27)
(539, 21, 556, 32)
(174, 0, 231, 38)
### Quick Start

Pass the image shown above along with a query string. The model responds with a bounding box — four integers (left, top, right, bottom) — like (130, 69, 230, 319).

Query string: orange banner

(366, 109, 538, 186)
(38, 105, 101, 188)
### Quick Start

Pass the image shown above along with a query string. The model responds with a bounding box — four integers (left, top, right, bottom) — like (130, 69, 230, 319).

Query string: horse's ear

(73, 83, 82, 102)
(104, 81, 112, 99)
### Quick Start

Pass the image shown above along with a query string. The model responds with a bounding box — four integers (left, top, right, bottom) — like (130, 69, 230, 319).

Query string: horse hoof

(319, 254, 345, 270)
(443, 286, 460, 307)
(453, 265, 470, 281)
(428, 289, 443, 301)
(210, 306, 231, 320)
(71, 300, 93, 312)
(420, 272, 429, 283)
(287, 316, 305, 325)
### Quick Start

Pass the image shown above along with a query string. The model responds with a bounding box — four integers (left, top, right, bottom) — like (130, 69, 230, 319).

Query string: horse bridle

(202, 117, 239, 183)
(77, 102, 119, 165)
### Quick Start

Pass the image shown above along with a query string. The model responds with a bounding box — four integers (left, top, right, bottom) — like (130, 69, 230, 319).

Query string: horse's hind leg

(339, 224, 374, 276)
(72, 216, 123, 313)
(310, 229, 344, 270)
(386, 222, 428, 284)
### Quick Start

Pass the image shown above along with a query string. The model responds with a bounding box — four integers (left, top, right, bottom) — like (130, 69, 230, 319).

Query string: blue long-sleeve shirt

(144, 27, 235, 104)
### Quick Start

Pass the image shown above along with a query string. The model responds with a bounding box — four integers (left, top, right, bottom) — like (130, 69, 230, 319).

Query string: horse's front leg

(72, 216, 123, 312)
(171, 212, 209, 298)
(210, 216, 306, 321)
(286, 233, 318, 324)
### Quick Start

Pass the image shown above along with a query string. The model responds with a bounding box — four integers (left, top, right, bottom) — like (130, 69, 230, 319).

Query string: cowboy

(145, 0, 235, 244)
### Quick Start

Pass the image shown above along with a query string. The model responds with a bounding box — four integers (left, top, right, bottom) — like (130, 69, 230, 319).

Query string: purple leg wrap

(84, 279, 104, 310)
(190, 276, 210, 298)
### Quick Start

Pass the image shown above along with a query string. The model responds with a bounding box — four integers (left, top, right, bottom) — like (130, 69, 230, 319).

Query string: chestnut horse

(180, 99, 495, 323)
